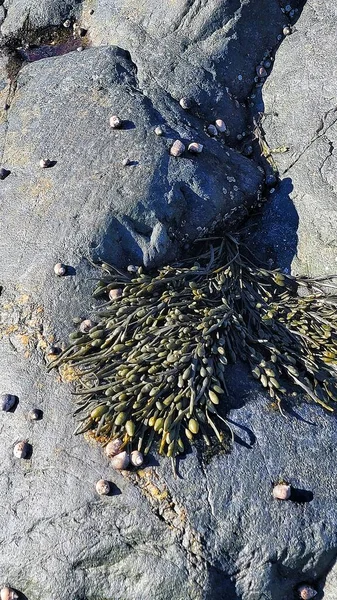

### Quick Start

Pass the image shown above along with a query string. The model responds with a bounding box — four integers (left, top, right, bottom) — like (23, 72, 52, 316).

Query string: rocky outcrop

(0, 1, 337, 599)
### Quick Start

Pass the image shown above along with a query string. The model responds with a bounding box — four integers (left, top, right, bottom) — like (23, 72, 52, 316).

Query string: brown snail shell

(95, 479, 110, 495)
(130, 450, 144, 467)
(79, 319, 94, 333)
(110, 115, 122, 129)
(110, 450, 130, 470)
(105, 438, 123, 458)
(215, 119, 226, 133)
(188, 142, 203, 154)
(170, 140, 185, 157)
(0, 587, 19, 600)
(206, 124, 218, 137)
(179, 97, 192, 110)
(109, 288, 123, 300)
(39, 158, 52, 168)
(54, 262, 67, 276)
(154, 126, 163, 136)
(298, 585, 317, 600)
(13, 441, 30, 459)
(1, 394, 17, 412)
(272, 483, 291, 500)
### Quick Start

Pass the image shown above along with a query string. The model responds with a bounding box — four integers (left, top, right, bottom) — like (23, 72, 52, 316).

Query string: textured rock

(1, 0, 337, 599)
(250, 0, 337, 277)
(0, 45, 262, 276)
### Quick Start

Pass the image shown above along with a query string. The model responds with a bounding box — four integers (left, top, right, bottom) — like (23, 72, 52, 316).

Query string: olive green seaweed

(48, 234, 337, 471)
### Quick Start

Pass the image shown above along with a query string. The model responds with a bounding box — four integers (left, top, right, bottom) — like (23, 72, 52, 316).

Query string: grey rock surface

(0, 0, 337, 599)
(249, 0, 337, 278)
(0, 45, 263, 274)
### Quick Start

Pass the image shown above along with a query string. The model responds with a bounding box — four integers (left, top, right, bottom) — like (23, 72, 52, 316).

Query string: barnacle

(48, 234, 337, 470)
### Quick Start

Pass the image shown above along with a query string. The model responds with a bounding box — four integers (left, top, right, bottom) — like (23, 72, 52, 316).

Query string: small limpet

(207, 124, 218, 137)
(29, 408, 42, 421)
(179, 97, 192, 110)
(215, 119, 226, 133)
(39, 158, 52, 168)
(154, 126, 163, 136)
(188, 142, 203, 154)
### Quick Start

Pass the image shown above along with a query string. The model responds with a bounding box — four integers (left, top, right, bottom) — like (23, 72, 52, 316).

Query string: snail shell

(39, 159, 52, 168)
(215, 119, 226, 133)
(179, 97, 192, 110)
(170, 140, 185, 157)
(13, 441, 30, 459)
(256, 66, 267, 78)
(96, 479, 110, 495)
(283, 26, 291, 36)
(206, 124, 218, 137)
(63, 19, 71, 28)
(29, 408, 42, 421)
(109, 288, 123, 301)
(272, 483, 291, 500)
(0, 167, 10, 180)
(1, 394, 17, 412)
(130, 450, 144, 467)
(188, 142, 203, 154)
(122, 158, 131, 166)
(54, 262, 67, 276)
(79, 319, 94, 333)
(298, 585, 317, 600)
(110, 450, 130, 470)
(154, 126, 163, 136)
(0, 587, 19, 600)
(110, 115, 122, 129)
(127, 265, 139, 273)
(105, 438, 123, 458)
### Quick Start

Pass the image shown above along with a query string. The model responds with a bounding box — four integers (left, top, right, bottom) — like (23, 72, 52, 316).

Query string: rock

(0, 46, 262, 280)
(250, 0, 337, 278)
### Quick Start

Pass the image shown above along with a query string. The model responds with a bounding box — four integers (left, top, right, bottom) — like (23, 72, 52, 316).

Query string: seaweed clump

(48, 235, 337, 467)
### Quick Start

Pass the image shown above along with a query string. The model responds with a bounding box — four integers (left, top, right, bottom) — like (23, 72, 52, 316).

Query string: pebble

(256, 66, 267, 78)
(273, 483, 291, 500)
(207, 124, 218, 137)
(54, 262, 67, 276)
(109, 288, 123, 300)
(0, 167, 10, 180)
(29, 408, 42, 421)
(109, 115, 123, 129)
(188, 142, 203, 154)
(13, 441, 30, 459)
(39, 158, 52, 168)
(179, 97, 192, 110)
(0, 588, 19, 600)
(297, 585, 317, 600)
(96, 479, 110, 495)
(170, 140, 185, 157)
(1, 394, 17, 412)
(122, 158, 131, 166)
(215, 119, 226, 133)
(154, 126, 163, 136)
(283, 26, 292, 36)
